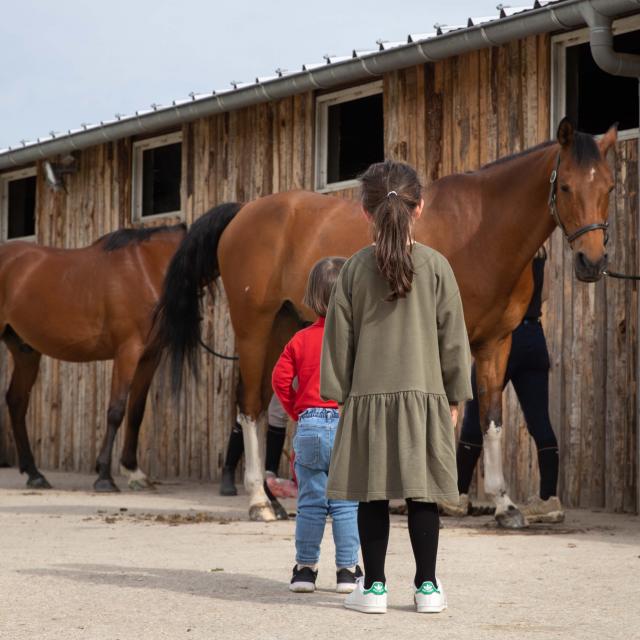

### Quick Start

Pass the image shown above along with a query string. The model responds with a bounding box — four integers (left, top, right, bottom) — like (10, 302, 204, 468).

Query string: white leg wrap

(494, 493, 517, 514)
(483, 422, 517, 515)
(238, 413, 269, 508)
(119, 465, 152, 489)
(483, 421, 505, 497)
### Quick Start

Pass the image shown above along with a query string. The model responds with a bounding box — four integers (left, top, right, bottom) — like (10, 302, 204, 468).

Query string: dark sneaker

(289, 565, 318, 593)
(336, 565, 363, 593)
(219, 467, 237, 496)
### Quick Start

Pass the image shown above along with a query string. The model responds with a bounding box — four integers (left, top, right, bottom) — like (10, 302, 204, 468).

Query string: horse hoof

(270, 500, 289, 521)
(93, 478, 120, 493)
(119, 465, 154, 491)
(495, 505, 527, 529)
(27, 475, 52, 489)
(128, 477, 155, 491)
(249, 503, 277, 522)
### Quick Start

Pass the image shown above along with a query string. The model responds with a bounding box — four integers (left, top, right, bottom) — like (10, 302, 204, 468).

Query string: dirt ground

(1, 469, 639, 640)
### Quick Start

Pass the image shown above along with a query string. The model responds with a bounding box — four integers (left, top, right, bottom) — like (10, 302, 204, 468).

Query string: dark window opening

(141, 142, 181, 216)
(327, 92, 384, 184)
(565, 29, 640, 135)
(7, 176, 36, 238)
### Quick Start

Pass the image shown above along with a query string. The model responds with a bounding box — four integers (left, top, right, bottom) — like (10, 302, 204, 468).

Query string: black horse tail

(152, 202, 243, 391)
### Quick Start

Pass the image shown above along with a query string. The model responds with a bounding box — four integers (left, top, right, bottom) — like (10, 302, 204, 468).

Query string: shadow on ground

(19, 564, 346, 608)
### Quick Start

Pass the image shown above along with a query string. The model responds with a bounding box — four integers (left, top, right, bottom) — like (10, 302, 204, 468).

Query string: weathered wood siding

(383, 34, 637, 511)
(0, 33, 637, 511)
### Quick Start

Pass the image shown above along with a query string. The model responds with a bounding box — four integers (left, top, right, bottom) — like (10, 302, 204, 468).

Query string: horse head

(552, 118, 617, 283)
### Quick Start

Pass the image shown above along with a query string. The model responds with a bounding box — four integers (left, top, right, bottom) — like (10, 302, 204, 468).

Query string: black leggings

(358, 500, 439, 589)
(457, 323, 559, 499)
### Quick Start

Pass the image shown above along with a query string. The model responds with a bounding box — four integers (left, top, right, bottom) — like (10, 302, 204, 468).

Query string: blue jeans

(294, 408, 359, 568)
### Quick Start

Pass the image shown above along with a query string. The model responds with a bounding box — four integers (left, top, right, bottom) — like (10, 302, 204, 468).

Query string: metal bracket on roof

(548, 6, 573, 29)
(415, 43, 437, 62)
(357, 55, 379, 77)
(479, 25, 502, 46)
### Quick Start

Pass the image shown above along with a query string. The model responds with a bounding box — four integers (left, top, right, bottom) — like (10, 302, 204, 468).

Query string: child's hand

(449, 404, 459, 426)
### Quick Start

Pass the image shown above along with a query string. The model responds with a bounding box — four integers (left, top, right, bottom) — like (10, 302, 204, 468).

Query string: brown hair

(360, 160, 423, 301)
(303, 256, 347, 316)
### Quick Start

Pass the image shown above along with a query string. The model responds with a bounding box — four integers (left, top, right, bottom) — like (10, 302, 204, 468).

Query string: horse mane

(478, 131, 601, 172)
(99, 223, 186, 252)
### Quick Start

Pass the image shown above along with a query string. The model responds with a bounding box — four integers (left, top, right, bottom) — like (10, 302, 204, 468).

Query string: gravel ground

(0, 469, 638, 640)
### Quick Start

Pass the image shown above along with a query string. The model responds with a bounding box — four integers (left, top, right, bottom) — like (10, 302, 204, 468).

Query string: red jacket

(272, 318, 339, 421)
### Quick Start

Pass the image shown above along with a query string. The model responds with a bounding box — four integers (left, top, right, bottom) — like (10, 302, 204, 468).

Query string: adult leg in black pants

(510, 327, 561, 520)
(358, 499, 440, 589)
(447, 323, 562, 520)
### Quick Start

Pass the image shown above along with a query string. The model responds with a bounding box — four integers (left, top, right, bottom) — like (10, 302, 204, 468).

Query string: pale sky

(1, 1, 502, 149)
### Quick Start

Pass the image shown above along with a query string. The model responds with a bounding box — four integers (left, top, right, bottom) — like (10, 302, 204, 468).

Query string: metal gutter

(0, 0, 639, 170)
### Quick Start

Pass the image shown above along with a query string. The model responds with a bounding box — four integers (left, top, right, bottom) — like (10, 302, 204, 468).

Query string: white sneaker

(414, 579, 447, 613)
(344, 577, 387, 614)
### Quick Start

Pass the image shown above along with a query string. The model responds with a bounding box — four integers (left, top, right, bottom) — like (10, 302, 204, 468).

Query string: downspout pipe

(581, 3, 640, 77)
(581, 2, 640, 514)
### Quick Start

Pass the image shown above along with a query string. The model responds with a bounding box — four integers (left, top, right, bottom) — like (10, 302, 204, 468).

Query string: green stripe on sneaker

(416, 581, 440, 595)
(364, 582, 387, 595)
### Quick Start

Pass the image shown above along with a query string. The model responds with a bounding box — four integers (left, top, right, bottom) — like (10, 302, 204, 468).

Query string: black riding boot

(220, 423, 244, 496)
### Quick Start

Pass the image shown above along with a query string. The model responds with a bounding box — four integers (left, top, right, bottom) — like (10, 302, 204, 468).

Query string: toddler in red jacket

(272, 257, 361, 594)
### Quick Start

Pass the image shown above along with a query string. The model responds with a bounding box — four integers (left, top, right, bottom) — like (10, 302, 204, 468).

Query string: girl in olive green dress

(321, 160, 472, 615)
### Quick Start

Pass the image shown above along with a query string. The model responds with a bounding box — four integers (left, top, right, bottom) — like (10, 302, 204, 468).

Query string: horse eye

(560, 184, 570, 193)
(608, 185, 615, 194)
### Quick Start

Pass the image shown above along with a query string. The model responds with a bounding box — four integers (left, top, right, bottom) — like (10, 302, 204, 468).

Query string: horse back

(0, 234, 180, 360)
(218, 191, 369, 318)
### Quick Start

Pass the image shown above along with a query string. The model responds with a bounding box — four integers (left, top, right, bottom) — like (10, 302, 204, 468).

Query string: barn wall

(383, 35, 637, 511)
(0, 32, 637, 511)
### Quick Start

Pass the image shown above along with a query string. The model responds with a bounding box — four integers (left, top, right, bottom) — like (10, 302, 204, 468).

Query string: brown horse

(154, 119, 616, 526)
(0, 223, 187, 491)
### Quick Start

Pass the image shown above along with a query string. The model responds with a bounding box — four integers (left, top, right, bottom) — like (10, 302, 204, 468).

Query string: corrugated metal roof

(0, 0, 634, 162)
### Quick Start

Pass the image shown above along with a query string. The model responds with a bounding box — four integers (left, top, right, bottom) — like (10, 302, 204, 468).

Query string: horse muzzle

(574, 251, 607, 283)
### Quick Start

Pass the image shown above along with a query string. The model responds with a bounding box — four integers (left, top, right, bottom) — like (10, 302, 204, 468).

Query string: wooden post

(637, 78, 640, 515)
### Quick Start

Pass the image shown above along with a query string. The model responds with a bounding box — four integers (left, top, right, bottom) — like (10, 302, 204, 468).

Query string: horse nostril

(576, 252, 587, 268)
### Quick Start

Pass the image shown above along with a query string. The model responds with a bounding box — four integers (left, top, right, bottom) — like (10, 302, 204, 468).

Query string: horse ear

(599, 123, 618, 156)
(556, 117, 574, 147)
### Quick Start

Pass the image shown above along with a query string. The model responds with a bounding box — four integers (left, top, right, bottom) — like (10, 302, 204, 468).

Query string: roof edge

(1, 0, 638, 170)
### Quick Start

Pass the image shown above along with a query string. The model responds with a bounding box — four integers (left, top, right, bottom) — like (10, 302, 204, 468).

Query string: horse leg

(258, 304, 306, 521)
(476, 337, 526, 529)
(238, 411, 275, 522)
(235, 313, 282, 522)
(119, 347, 160, 490)
(94, 349, 138, 492)
(2, 333, 49, 488)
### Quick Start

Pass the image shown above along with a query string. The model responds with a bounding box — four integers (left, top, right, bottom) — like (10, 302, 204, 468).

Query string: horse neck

(475, 144, 559, 289)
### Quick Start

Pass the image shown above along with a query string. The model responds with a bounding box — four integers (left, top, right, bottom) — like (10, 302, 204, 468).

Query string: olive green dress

(321, 243, 472, 503)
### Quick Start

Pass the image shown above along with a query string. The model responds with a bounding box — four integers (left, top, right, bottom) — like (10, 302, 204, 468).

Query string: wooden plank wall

(383, 34, 637, 511)
(0, 94, 316, 484)
(0, 32, 637, 510)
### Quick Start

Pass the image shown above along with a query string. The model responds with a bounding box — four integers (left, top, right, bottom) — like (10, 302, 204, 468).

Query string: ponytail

(360, 161, 423, 301)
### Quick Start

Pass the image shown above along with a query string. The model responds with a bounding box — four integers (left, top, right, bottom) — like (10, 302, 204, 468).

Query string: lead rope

(197, 281, 240, 360)
(198, 337, 240, 360)
(603, 270, 640, 281)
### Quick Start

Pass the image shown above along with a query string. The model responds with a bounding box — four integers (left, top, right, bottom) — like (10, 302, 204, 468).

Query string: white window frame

(315, 80, 384, 192)
(551, 14, 640, 141)
(132, 131, 183, 222)
(0, 166, 37, 242)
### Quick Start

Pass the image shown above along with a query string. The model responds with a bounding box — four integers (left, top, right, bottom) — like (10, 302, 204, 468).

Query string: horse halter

(548, 153, 609, 246)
